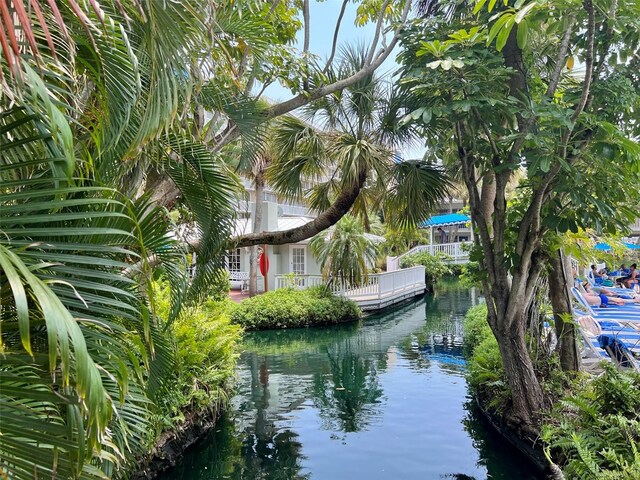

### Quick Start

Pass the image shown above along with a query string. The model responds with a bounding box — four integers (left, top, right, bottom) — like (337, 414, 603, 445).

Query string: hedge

(230, 286, 361, 330)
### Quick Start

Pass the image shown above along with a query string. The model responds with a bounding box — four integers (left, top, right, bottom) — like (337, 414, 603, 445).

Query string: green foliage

(230, 287, 362, 330)
(382, 225, 430, 257)
(310, 215, 380, 286)
(463, 304, 492, 353)
(1, 0, 243, 475)
(208, 269, 232, 302)
(151, 283, 242, 432)
(399, 251, 451, 282)
(458, 261, 483, 288)
(542, 365, 640, 478)
(266, 45, 450, 231)
(463, 304, 510, 412)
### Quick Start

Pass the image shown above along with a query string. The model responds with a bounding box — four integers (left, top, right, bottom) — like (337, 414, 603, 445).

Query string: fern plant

(542, 364, 640, 478)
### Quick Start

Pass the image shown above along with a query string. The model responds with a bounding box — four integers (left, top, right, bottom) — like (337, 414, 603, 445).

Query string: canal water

(161, 284, 542, 480)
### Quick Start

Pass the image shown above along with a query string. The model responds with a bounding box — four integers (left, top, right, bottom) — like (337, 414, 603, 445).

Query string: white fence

(386, 242, 472, 272)
(274, 266, 426, 302)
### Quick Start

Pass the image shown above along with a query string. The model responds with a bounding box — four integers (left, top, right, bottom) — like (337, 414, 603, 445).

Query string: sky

(262, 2, 397, 101)
(260, 1, 425, 158)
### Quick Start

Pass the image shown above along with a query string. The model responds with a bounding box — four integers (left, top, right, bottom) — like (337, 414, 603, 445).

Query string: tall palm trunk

(249, 172, 265, 296)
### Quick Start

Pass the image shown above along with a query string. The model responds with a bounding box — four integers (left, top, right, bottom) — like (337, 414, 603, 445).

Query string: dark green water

(161, 285, 542, 480)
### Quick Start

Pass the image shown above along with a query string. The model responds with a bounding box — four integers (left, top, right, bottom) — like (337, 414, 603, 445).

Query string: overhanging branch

(211, 0, 413, 151)
(233, 165, 369, 248)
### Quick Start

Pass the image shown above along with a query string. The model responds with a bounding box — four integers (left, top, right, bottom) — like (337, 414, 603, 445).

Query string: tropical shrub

(542, 365, 640, 478)
(463, 304, 492, 354)
(463, 304, 509, 413)
(159, 303, 241, 430)
(230, 287, 361, 330)
(207, 269, 232, 302)
(399, 250, 451, 290)
(309, 215, 379, 287)
(382, 226, 430, 257)
(458, 261, 482, 288)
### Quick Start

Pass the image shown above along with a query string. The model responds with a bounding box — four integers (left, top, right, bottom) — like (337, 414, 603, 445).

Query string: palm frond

(384, 160, 451, 228)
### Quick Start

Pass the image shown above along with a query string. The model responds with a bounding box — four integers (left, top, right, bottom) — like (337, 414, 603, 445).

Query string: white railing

(630, 218, 640, 234)
(386, 242, 472, 271)
(275, 275, 325, 290)
(279, 204, 310, 217)
(274, 266, 426, 301)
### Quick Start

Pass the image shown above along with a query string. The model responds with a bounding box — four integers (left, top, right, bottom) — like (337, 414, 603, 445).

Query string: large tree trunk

(548, 249, 580, 372)
(144, 167, 181, 209)
(496, 322, 545, 432)
(480, 172, 496, 236)
(249, 173, 265, 297)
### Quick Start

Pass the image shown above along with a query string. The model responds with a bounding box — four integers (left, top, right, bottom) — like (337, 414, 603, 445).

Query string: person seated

(622, 263, 639, 289)
(620, 264, 631, 276)
(588, 265, 604, 284)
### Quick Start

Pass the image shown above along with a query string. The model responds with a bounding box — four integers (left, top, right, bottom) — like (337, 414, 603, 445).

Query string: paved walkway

(228, 289, 264, 303)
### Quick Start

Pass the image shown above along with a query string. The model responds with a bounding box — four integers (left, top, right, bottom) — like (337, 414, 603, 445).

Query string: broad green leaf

(496, 16, 515, 51)
(487, 13, 512, 46)
(474, 0, 488, 14)
(514, 2, 536, 23)
(517, 20, 529, 49)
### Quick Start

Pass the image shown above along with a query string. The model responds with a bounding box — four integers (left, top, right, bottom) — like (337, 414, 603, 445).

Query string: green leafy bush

(463, 304, 509, 412)
(458, 261, 482, 288)
(399, 250, 451, 291)
(400, 250, 451, 276)
(463, 303, 492, 353)
(152, 283, 242, 431)
(230, 286, 361, 330)
(542, 364, 640, 478)
(208, 269, 232, 301)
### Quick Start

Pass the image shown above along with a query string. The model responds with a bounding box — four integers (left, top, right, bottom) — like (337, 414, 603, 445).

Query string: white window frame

(289, 245, 307, 275)
(227, 248, 242, 273)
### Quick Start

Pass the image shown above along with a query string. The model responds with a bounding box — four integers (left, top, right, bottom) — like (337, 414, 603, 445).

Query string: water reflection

(161, 284, 541, 480)
(312, 350, 384, 433)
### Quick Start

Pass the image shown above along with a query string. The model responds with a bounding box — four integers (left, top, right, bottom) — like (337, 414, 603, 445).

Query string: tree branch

(233, 164, 369, 248)
(509, 13, 575, 157)
(269, 0, 282, 15)
(546, 15, 576, 97)
(571, 0, 595, 123)
(324, 0, 349, 73)
(472, 106, 499, 157)
(210, 0, 413, 153)
(456, 123, 497, 290)
(303, 0, 310, 54)
(586, 0, 617, 111)
(365, 0, 392, 66)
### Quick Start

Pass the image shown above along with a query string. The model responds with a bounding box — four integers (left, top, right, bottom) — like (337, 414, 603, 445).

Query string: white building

(228, 201, 323, 291)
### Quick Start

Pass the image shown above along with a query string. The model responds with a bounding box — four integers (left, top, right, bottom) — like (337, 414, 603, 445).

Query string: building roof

(422, 213, 470, 228)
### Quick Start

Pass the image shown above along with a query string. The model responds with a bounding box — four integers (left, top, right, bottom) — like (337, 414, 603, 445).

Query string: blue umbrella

(594, 242, 612, 251)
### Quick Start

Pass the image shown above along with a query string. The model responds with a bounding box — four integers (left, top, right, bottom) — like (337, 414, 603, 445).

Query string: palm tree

(310, 216, 380, 287)
(0, 1, 263, 477)
(0, 107, 184, 477)
(260, 46, 451, 249)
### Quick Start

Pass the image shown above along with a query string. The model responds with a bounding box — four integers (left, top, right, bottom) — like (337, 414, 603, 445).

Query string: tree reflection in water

(162, 284, 540, 480)
(312, 348, 384, 433)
